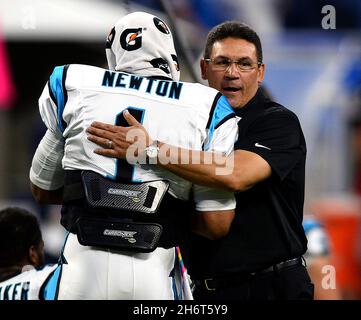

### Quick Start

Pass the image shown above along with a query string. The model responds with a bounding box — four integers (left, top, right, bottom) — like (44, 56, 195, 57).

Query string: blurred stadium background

(0, 0, 360, 299)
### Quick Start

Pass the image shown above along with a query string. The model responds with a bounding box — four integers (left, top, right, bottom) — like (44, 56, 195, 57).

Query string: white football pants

(57, 233, 176, 300)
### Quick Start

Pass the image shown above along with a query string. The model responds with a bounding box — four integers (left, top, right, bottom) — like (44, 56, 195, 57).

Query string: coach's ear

(257, 63, 265, 85)
(200, 59, 208, 80)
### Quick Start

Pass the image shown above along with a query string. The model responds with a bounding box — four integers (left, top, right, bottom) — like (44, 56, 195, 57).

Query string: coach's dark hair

(0, 207, 42, 267)
(204, 21, 263, 63)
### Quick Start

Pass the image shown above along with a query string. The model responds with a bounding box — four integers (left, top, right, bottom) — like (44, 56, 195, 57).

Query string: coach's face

(201, 37, 264, 109)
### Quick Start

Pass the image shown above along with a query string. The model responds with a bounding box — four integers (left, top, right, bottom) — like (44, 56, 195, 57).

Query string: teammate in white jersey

(30, 12, 239, 300)
(0, 207, 58, 300)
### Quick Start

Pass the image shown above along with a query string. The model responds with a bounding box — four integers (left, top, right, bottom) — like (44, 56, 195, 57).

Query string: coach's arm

(86, 111, 272, 192)
(157, 149, 271, 192)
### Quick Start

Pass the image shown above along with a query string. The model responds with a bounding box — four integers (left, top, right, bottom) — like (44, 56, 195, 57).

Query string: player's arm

(30, 129, 65, 204)
(192, 209, 235, 240)
(191, 183, 236, 239)
(31, 184, 63, 205)
(30, 73, 67, 205)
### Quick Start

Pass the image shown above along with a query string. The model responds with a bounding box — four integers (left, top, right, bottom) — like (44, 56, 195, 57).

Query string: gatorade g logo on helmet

(153, 17, 170, 34)
(120, 28, 142, 51)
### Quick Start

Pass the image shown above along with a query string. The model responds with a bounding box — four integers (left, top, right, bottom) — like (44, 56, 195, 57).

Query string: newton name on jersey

(102, 71, 183, 100)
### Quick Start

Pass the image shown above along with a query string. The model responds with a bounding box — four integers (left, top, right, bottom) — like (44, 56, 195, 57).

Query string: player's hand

(86, 110, 152, 160)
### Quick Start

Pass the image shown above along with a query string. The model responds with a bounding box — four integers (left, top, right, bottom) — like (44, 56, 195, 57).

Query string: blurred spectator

(0, 206, 58, 300)
(310, 198, 361, 299)
(303, 215, 342, 299)
(0, 207, 44, 279)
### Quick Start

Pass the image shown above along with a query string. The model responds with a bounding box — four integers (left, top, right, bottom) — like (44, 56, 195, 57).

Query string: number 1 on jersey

(115, 107, 145, 182)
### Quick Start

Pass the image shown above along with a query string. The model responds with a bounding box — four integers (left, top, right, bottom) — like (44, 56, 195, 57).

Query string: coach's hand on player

(86, 110, 152, 160)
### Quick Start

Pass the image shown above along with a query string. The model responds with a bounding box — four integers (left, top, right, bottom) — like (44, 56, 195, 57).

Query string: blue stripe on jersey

(49, 65, 68, 132)
(303, 219, 322, 234)
(43, 265, 62, 300)
(204, 94, 235, 151)
(58, 231, 70, 264)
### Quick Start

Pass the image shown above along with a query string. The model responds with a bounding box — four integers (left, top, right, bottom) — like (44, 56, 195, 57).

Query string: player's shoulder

(48, 64, 109, 89)
(65, 64, 108, 79)
(50, 64, 104, 74)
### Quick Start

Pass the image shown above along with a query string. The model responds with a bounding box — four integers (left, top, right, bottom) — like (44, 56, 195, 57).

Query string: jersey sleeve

(193, 184, 236, 212)
(234, 110, 306, 181)
(39, 65, 69, 134)
(193, 93, 237, 212)
(203, 94, 238, 155)
(30, 65, 69, 190)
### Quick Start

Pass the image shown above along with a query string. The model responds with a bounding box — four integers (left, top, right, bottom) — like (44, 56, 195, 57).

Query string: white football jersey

(31, 64, 238, 210)
(0, 265, 58, 300)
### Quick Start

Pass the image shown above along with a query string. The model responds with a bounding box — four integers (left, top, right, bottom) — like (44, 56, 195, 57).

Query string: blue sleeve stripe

(203, 94, 235, 150)
(47, 80, 57, 105)
(212, 95, 236, 128)
(205, 92, 222, 130)
(42, 265, 62, 300)
(49, 65, 69, 132)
